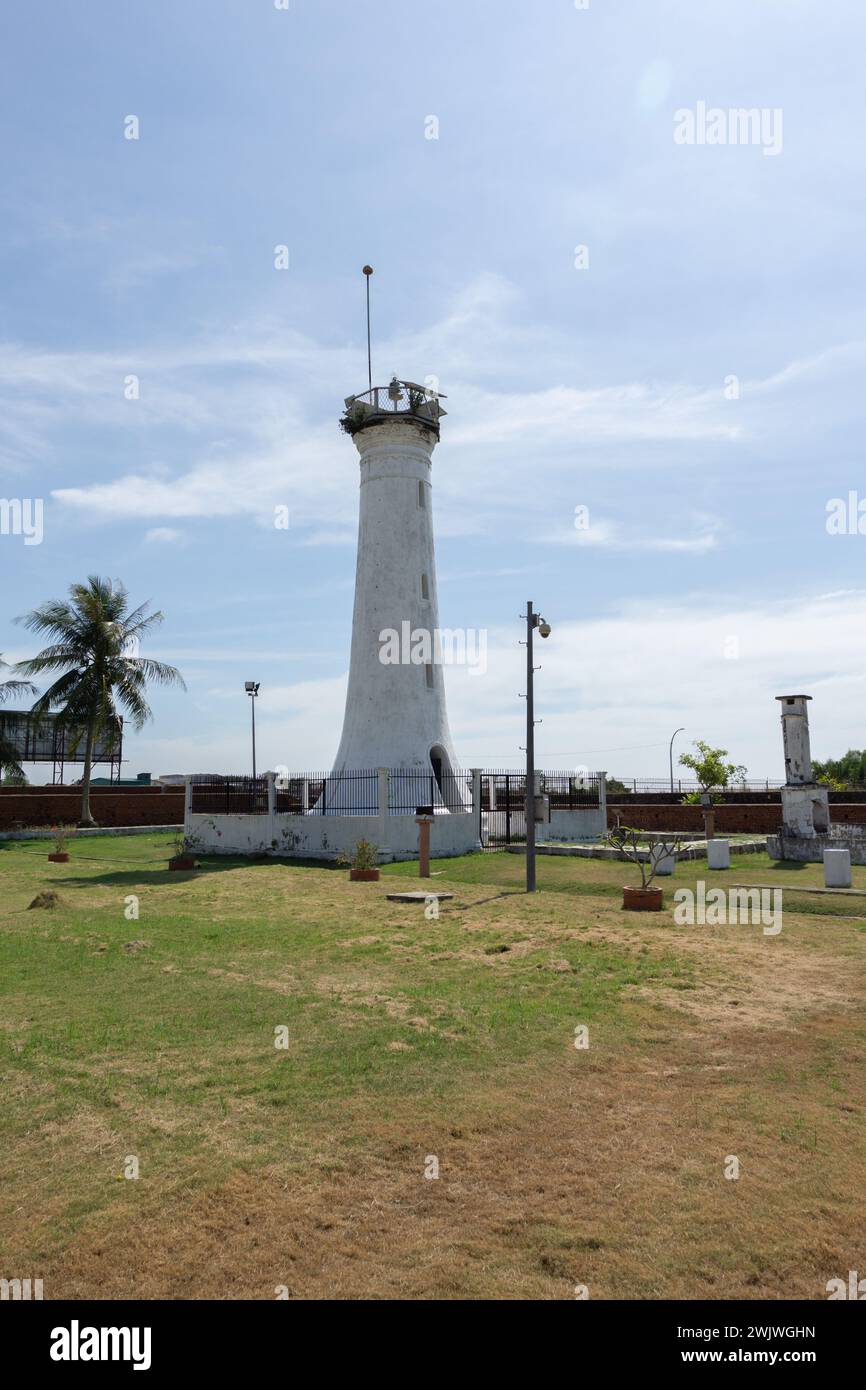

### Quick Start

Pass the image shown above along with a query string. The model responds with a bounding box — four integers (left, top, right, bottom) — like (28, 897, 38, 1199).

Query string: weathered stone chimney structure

(776, 694, 829, 837)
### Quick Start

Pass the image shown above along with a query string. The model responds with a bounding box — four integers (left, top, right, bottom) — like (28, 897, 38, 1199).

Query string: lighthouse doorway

(430, 746, 446, 797)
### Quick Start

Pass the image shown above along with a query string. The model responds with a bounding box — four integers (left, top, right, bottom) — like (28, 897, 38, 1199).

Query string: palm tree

(0, 655, 37, 780)
(16, 576, 186, 826)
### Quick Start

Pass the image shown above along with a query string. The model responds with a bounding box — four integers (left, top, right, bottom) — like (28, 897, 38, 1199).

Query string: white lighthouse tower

(329, 376, 463, 803)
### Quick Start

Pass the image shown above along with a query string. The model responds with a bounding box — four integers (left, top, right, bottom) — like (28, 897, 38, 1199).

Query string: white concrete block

(654, 853, 676, 876)
(823, 848, 852, 888)
(707, 839, 730, 870)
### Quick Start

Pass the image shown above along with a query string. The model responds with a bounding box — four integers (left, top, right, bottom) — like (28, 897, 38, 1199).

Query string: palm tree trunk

(80, 718, 97, 826)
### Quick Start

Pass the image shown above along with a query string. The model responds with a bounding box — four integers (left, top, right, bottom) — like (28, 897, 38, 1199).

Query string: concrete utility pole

(524, 602, 551, 893)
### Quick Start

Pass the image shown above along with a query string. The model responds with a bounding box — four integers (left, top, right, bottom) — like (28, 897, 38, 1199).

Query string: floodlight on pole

(245, 682, 260, 781)
(669, 726, 685, 793)
(523, 604, 551, 894)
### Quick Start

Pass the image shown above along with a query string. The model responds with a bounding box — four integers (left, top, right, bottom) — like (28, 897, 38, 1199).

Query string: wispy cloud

(13, 276, 849, 536)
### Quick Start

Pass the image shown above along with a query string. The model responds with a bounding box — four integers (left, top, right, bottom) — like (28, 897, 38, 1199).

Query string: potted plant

(168, 832, 196, 871)
(607, 824, 681, 911)
(48, 825, 74, 863)
(340, 838, 380, 882)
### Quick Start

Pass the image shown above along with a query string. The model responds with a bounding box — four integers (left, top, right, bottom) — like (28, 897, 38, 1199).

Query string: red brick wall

(0, 786, 184, 830)
(605, 803, 866, 834)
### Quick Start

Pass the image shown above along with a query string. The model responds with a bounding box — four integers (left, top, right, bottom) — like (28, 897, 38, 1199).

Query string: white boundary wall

(186, 808, 479, 862)
(184, 769, 606, 860)
(542, 807, 607, 841)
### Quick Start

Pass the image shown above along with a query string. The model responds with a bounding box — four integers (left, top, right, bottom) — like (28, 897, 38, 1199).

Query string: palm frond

(127, 657, 186, 690)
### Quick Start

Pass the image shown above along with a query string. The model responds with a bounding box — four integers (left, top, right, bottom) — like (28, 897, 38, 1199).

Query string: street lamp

(524, 602, 551, 894)
(245, 682, 260, 780)
(669, 726, 685, 794)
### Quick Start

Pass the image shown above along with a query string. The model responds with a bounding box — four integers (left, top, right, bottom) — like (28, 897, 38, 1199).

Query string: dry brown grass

(23, 897, 866, 1300)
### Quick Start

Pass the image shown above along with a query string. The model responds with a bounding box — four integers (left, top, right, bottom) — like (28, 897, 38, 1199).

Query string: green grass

(384, 846, 866, 919)
(0, 835, 685, 1199)
(2, 831, 864, 1298)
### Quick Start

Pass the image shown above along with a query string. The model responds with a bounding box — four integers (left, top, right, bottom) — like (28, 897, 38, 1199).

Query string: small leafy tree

(679, 740, 746, 802)
(338, 838, 379, 870)
(607, 825, 681, 888)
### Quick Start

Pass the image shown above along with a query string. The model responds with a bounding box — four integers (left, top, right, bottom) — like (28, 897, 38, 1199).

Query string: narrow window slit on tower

(425, 662, 434, 689)
(421, 573, 429, 600)
(418, 480, 425, 508)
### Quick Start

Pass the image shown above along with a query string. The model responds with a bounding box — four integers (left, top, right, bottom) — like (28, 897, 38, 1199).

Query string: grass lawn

(1, 832, 864, 1299)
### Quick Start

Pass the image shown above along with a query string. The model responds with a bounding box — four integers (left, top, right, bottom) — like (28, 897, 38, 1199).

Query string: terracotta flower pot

(169, 855, 196, 871)
(622, 884, 663, 912)
(349, 868, 379, 882)
(48, 852, 70, 863)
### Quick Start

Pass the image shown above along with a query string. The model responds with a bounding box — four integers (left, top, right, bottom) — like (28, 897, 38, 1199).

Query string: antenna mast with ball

(363, 265, 373, 392)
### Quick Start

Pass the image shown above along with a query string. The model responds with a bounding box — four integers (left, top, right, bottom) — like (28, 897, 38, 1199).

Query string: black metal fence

(189, 768, 472, 817)
(543, 772, 601, 808)
(190, 776, 269, 816)
(480, 771, 526, 846)
(389, 768, 472, 814)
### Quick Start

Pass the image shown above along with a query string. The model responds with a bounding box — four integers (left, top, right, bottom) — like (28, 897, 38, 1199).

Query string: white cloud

(120, 588, 866, 778)
(544, 516, 719, 554)
(0, 274, 841, 535)
(144, 526, 185, 544)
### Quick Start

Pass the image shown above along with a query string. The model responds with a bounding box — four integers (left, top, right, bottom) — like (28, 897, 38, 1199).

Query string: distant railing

(191, 776, 269, 816)
(608, 777, 786, 794)
(389, 768, 472, 814)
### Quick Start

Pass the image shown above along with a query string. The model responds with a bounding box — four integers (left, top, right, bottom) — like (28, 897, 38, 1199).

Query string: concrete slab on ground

(386, 890, 455, 903)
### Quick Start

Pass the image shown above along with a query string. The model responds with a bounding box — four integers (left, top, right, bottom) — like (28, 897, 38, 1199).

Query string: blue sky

(2, 0, 865, 782)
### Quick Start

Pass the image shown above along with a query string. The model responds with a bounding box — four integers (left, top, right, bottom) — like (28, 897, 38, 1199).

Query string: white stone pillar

(597, 770, 607, 834)
(707, 839, 730, 869)
(302, 777, 309, 813)
(265, 771, 276, 855)
(377, 767, 390, 860)
(823, 847, 851, 888)
(470, 768, 482, 848)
